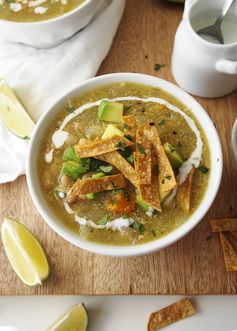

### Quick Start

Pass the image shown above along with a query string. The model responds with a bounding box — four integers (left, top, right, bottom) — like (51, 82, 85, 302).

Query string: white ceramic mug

(172, 0, 237, 98)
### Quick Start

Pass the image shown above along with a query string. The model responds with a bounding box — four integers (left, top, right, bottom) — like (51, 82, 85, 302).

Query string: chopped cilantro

(165, 175, 171, 180)
(125, 134, 133, 141)
(154, 63, 166, 71)
(198, 166, 209, 174)
(153, 164, 159, 176)
(139, 224, 146, 235)
(124, 123, 131, 130)
(127, 153, 135, 164)
(136, 143, 146, 155)
(124, 105, 132, 111)
(115, 141, 125, 150)
(22, 135, 30, 140)
(123, 190, 129, 201)
(65, 106, 76, 113)
(158, 119, 165, 125)
(99, 165, 113, 173)
(151, 229, 157, 237)
(169, 145, 176, 153)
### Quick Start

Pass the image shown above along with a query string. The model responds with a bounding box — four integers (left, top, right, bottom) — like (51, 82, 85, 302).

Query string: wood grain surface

(1, 0, 237, 295)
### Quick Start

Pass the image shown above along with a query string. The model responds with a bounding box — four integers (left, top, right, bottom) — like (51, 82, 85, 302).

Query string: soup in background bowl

(0, 0, 86, 22)
(26, 73, 222, 256)
(0, 0, 108, 48)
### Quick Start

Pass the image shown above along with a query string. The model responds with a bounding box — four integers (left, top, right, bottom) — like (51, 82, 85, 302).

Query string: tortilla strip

(139, 147, 161, 212)
(176, 167, 195, 214)
(75, 135, 133, 158)
(143, 125, 177, 192)
(147, 298, 195, 331)
(219, 232, 237, 272)
(67, 173, 126, 203)
(136, 125, 152, 185)
(122, 115, 138, 142)
(210, 218, 237, 233)
(231, 231, 237, 240)
(96, 151, 138, 188)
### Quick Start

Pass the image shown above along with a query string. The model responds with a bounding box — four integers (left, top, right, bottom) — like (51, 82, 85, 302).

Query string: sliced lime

(0, 80, 35, 139)
(1, 217, 49, 286)
(46, 303, 88, 331)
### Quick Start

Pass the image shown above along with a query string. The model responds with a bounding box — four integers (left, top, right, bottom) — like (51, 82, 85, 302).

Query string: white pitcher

(172, 0, 237, 98)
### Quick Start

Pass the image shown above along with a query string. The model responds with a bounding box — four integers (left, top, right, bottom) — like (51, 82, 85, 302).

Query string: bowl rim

(0, 0, 92, 26)
(231, 118, 237, 167)
(26, 72, 223, 257)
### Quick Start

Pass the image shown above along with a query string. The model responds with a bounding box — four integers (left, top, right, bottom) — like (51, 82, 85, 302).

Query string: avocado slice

(98, 101, 124, 123)
(61, 160, 90, 180)
(102, 124, 125, 139)
(63, 146, 81, 163)
(163, 142, 184, 169)
(92, 172, 105, 179)
(136, 196, 150, 212)
(86, 193, 95, 199)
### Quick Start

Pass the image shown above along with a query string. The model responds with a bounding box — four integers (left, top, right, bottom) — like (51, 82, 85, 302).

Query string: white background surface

(0, 295, 237, 330)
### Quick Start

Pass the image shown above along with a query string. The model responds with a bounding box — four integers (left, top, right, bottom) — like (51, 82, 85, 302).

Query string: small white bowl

(0, 0, 107, 48)
(232, 118, 237, 169)
(26, 73, 223, 256)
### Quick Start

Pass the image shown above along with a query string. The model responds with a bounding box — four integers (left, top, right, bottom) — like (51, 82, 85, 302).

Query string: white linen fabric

(0, 0, 125, 184)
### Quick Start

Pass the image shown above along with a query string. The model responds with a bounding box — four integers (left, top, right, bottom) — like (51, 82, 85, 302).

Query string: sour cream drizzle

(64, 202, 134, 230)
(50, 96, 204, 226)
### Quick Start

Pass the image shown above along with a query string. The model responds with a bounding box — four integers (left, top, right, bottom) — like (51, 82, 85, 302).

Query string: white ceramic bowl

(231, 118, 237, 169)
(0, 0, 107, 48)
(26, 73, 223, 256)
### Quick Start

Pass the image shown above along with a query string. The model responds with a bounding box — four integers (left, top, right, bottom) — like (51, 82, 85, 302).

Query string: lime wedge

(0, 80, 35, 139)
(1, 217, 49, 286)
(46, 303, 88, 331)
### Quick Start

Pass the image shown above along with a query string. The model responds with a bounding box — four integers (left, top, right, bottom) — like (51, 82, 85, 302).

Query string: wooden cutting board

(0, 0, 237, 295)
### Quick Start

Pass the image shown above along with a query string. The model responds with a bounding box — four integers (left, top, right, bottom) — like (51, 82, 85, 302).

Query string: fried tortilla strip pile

(143, 125, 177, 192)
(210, 218, 237, 233)
(210, 218, 237, 272)
(75, 135, 133, 158)
(67, 173, 126, 203)
(138, 147, 161, 212)
(176, 167, 195, 214)
(96, 151, 138, 188)
(122, 115, 138, 142)
(136, 125, 152, 185)
(147, 298, 195, 331)
(219, 233, 237, 272)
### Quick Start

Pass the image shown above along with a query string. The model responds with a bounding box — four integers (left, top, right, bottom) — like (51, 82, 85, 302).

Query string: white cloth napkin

(0, 0, 125, 184)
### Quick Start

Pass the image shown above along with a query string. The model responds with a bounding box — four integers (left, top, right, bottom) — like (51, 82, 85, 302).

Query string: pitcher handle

(215, 59, 237, 74)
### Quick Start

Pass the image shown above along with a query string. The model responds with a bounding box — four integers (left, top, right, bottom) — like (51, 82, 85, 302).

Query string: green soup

(0, 0, 86, 22)
(38, 82, 210, 246)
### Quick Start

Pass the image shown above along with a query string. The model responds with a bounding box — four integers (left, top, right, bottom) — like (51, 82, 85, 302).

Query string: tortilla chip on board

(176, 167, 195, 214)
(219, 232, 237, 272)
(147, 298, 195, 331)
(135, 125, 152, 185)
(75, 135, 133, 158)
(96, 151, 138, 188)
(210, 218, 237, 233)
(143, 125, 176, 192)
(67, 173, 126, 203)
